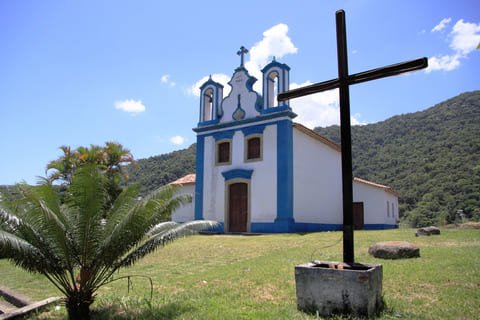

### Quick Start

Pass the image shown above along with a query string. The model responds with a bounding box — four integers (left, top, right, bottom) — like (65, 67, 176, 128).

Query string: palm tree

(0, 165, 217, 319)
(46, 145, 77, 184)
(102, 142, 134, 207)
(46, 142, 134, 205)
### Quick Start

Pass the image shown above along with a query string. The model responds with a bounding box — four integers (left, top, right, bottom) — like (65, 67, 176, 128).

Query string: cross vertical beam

(336, 10, 354, 263)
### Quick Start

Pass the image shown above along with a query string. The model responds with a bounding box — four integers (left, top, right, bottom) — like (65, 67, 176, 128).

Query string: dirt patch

(444, 222, 480, 229)
(460, 222, 480, 229)
(252, 284, 281, 304)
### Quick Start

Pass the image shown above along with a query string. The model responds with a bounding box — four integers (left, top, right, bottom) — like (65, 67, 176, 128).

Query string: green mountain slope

(126, 91, 480, 227)
(315, 90, 480, 226)
(127, 144, 196, 196)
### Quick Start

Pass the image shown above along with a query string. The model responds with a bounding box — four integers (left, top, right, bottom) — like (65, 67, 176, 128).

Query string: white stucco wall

(201, 122, 278, 226)
(171, 184, 195, 223)
(293, 128, 343, 224)
(353, 181, 399, 225)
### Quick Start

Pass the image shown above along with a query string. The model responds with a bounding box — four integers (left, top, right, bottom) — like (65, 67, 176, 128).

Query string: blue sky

(1, 0, 479, 185)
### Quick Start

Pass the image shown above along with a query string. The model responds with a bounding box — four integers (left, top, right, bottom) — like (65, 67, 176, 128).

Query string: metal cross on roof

(278, 10, 428, 264)
(237, 46, 249, 67)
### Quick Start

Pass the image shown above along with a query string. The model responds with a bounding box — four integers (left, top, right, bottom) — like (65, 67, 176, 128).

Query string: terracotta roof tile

(354, 177, 399, 196)
(170, 173, 196, 185)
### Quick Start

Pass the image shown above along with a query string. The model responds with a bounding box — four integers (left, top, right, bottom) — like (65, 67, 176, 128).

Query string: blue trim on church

(212, 130, 235, 141)
(274, 119, 295, 232)
(193, 110, 296, 133)
(200, 223, 399, 234)
(251, 223, 343, 233)
(222, 169, 254, 181)
(194, 136, 205, 220)
(261, 105, 291, 114)
(241, 125, 266, 137)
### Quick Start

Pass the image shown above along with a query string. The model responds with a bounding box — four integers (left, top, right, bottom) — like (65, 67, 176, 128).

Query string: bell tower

(198, 76, 224, 126)
(261, 58, 291, 112)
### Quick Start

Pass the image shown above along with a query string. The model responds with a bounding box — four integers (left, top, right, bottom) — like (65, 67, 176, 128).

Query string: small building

(171, 53, 399, 232)
(170, 174, 196, 223)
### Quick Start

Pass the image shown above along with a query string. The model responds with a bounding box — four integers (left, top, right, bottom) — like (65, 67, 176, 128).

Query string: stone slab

(369, 241, 420, 259)
(416, 226, 441, 236)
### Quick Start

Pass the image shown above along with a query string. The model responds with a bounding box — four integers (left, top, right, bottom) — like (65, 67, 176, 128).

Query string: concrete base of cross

(295, 261, 383, 318)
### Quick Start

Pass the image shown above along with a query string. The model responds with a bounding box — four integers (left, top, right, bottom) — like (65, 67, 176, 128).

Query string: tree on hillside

(47, 142, 133, 205)
(0, 164, 217, 319)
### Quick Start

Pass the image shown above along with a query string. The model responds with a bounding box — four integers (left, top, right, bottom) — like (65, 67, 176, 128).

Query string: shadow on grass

(91, 298, 195, 320)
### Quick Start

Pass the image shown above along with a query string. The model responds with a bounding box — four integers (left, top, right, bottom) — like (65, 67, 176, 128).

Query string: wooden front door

(353, 202, 364, 230)
(228, 183, 248, 232)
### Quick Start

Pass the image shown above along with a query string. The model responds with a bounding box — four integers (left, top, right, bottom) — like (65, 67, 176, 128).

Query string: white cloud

(426, 54, 461, 73)
(431, 17, 451, 32)
(114, 99, 145, 114)
(188, 23, 298, 97)
(249, 23, 298, 68)
(450, 19, 480, 54)
(289, 82, 364, 129)
(170, 135, 185, 145)
(188, 73, 231, 97)
(427, 18, 480, 73)
(246, 23, 298, 92)
(161, 74, 176, 87)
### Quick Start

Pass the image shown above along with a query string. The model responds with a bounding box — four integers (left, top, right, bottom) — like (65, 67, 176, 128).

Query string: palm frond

(13, 184, 74, 263)
(95, 185, 191, 268)
(146, 221, 178, 236)
(67, 164, 107, 265)
(103, 184, 140, 231)
(115, 220, 219, 269)
(0, 230, 63, 274)
(0, 230, 36, 258)
(1, 187, 67, 269)
(0, 206, 20, 232)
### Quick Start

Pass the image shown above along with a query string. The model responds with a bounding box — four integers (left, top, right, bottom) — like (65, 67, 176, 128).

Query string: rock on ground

(416, 226, 441, 236)
(368, 241, 420, 259)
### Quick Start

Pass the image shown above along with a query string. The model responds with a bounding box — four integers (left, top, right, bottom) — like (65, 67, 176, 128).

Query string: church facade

(172, 53, 399, 233)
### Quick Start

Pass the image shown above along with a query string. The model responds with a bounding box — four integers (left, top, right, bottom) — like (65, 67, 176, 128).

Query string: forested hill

(315, 90, 480, 226)
(126, 91, 480, 227)
(127, 144, 196, 196)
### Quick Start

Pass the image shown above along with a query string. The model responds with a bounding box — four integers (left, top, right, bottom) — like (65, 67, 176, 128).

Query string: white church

(171, 51, 399, 233)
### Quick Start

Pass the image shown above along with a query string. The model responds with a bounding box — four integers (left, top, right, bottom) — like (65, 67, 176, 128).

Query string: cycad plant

(0, 165, 217, 319)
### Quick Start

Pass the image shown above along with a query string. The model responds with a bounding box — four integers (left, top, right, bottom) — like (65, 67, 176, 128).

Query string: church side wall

(171, 184, 195, 223)
(292, 128, 343, 227)
(201, 124, 278, 228)
(353, 181, 399, 228)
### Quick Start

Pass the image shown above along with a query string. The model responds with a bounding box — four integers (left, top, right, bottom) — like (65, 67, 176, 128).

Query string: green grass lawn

(0, 227, 479, 319)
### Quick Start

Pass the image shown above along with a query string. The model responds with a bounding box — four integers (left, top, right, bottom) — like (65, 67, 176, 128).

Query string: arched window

(203, 88, 213, 121)
(268, 72, 279, 108)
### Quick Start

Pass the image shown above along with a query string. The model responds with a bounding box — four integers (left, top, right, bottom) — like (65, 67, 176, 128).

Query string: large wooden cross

(278, 10, 428, 264)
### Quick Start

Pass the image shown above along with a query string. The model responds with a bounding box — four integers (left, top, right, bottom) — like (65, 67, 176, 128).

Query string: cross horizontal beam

(277, 57, 428, 101)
